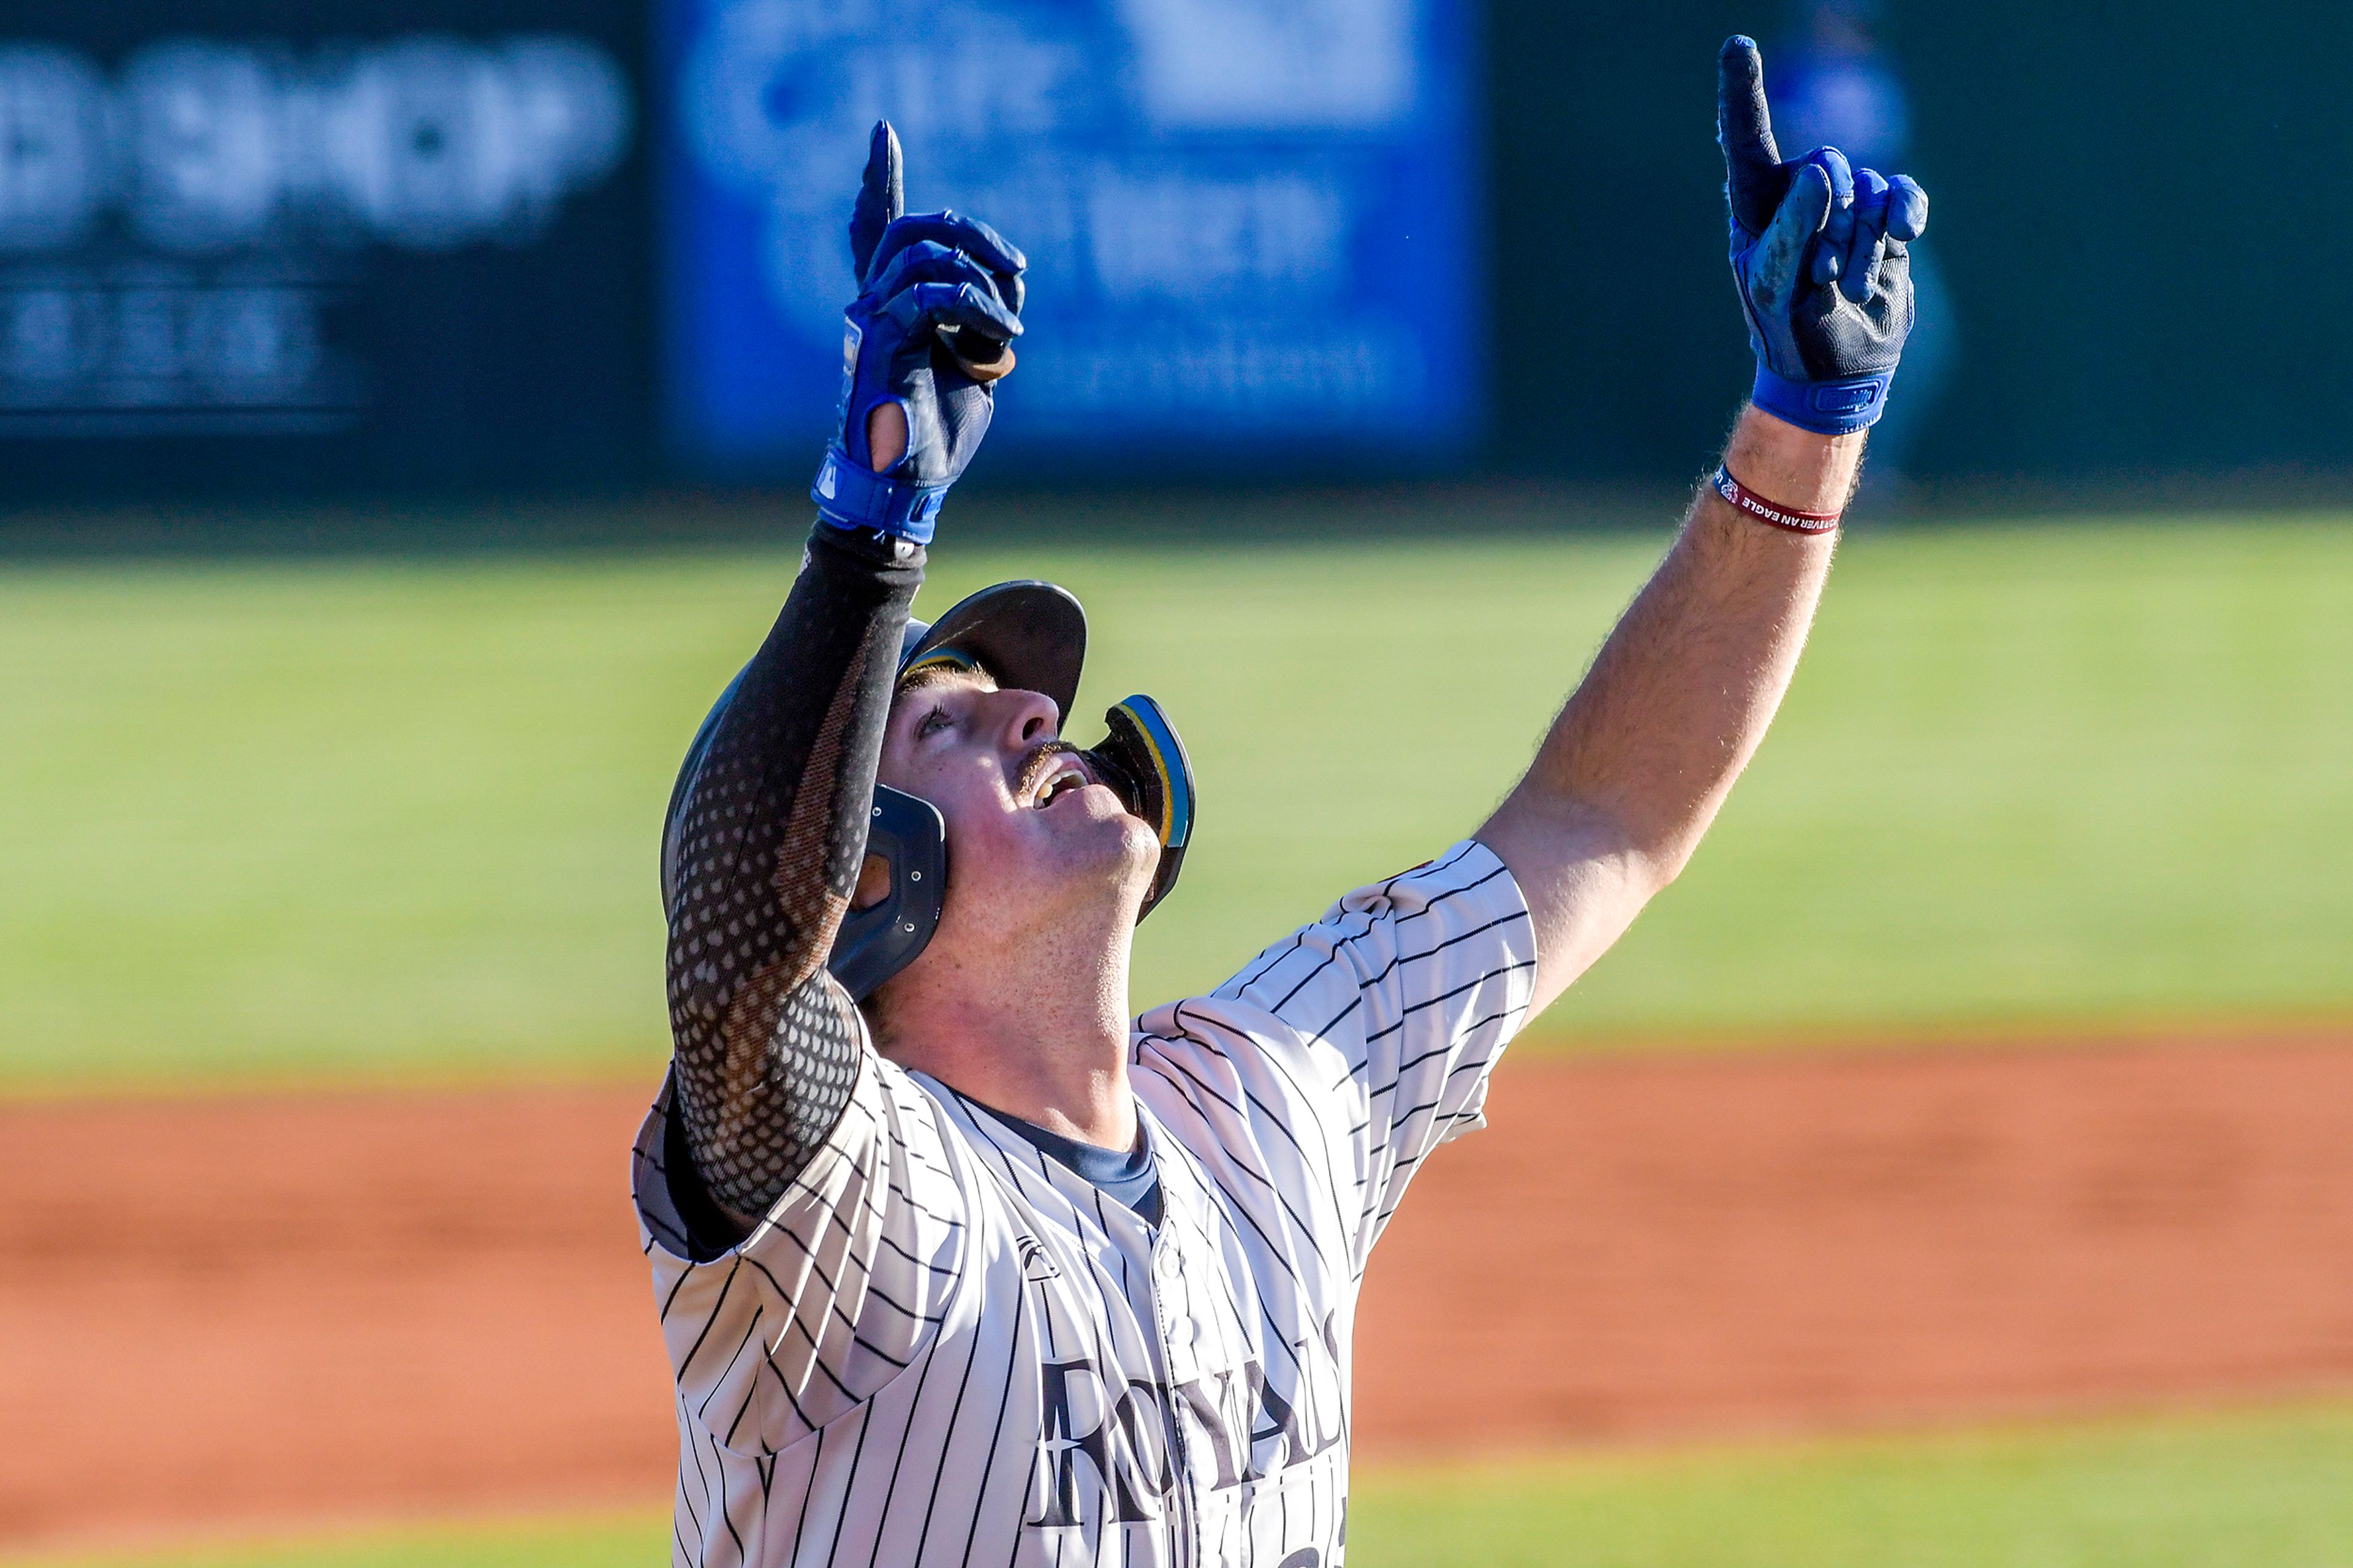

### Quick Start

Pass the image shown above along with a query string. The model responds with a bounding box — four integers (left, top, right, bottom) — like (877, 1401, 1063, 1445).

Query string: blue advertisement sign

(661, 0, 1481, 476)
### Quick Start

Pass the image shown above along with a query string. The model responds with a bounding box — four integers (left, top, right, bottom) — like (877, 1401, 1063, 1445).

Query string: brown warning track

(7, 1033, 2353, 1550)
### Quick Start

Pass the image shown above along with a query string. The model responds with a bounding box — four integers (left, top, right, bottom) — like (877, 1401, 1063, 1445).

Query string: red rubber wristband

(1710, 465, 1842, 534)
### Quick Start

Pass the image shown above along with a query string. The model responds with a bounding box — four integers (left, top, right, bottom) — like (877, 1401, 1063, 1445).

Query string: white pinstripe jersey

(632, 841, 1536, 1568)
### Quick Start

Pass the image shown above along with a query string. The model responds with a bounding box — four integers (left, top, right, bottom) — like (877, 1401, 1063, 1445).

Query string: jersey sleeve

(632, 1048, 968, 1458)
(1136, 840, 1536, 1269)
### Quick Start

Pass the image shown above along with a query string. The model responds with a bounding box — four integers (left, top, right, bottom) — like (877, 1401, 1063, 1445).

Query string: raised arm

(1479, 411, 1847, 1015)
(662, 124, 1023, 1230)
(1478, 37, 1928, 1017)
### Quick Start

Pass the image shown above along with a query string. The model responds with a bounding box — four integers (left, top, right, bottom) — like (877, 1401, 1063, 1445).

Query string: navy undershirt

(982, 1105, 1163, 1229)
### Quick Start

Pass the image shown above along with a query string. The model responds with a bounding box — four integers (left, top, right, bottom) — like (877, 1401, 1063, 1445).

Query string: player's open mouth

(1031, 760, 1091, 809)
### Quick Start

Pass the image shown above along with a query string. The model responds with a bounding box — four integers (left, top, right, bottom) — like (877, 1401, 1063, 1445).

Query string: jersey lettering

(1028, 1358, 1169, 1528)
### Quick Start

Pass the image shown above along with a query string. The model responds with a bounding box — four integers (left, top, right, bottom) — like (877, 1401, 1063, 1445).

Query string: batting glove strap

(811, 442, 949, 544)
(1750, 365, 1892, 436)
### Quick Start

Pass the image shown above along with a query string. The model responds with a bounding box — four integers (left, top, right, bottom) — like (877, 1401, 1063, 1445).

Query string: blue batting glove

(810, 121, 1026, 544)
(1718, 37, 1929, 434)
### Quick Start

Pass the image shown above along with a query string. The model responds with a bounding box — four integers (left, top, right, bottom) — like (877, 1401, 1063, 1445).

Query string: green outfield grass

(1349, 1401, 2353, 1567)
(4, 513, 2349, 1088)
(23, 1402, 2353, 1567)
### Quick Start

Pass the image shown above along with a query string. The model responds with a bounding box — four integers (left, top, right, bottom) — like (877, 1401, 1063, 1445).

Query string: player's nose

(988, 686, 1061, 753)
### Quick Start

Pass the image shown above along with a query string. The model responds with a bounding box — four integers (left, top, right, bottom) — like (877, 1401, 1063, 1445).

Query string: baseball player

(637, 37, 1927, 1567)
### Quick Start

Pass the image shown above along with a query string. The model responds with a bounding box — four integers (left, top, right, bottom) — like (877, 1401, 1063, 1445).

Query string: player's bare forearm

(1478, 407, 1855, 1014)
(1476, 30, 1930, 1018)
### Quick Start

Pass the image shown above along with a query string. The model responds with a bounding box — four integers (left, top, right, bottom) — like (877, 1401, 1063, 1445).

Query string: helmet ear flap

(1082, 694, 1194, 920)
(828, 786, 947, 1002)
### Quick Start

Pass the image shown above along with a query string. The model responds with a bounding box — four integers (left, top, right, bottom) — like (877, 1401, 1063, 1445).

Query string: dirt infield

(8, 1032, 2353, 1549)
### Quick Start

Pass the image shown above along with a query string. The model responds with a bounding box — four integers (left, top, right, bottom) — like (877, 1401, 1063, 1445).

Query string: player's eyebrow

(896, 665, 996, 698)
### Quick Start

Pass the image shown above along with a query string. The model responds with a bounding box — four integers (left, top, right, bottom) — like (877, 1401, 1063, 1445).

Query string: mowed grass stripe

(1349, 1399, 2353, 1568)
(2, 516, 2349, 1087)
(21, 1401, 2353, 1567)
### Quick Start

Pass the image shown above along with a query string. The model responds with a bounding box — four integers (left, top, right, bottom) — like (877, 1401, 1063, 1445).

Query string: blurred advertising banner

(661, 0, 1483, 478)
(0, 2, 649, 495)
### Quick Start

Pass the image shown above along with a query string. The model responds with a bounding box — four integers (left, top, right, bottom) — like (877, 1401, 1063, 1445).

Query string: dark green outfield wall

(1488, 2, 2352, 487)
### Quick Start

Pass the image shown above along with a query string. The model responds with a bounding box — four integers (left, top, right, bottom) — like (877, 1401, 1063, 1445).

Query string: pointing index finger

(1718, 36, 1783, 233)
(849, 121, 904, 282)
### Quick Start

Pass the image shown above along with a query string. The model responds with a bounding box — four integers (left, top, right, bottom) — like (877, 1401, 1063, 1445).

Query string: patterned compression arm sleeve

(662, 524, 923, 1225)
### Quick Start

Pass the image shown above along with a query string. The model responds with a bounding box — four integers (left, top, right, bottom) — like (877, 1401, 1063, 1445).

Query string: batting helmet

(662, 580, 1196, 1005)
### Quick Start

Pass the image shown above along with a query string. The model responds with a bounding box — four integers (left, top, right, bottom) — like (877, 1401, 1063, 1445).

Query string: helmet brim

(899, 580, 1086, 722)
